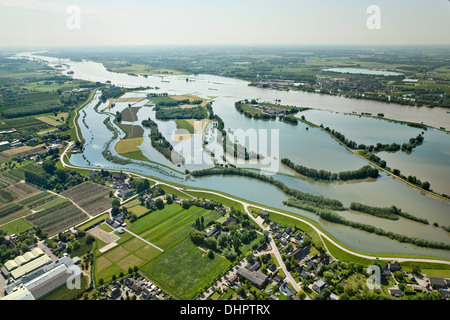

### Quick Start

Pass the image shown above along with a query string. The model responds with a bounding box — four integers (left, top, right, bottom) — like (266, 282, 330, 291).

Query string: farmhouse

(205, 226, 217, 238)
(388, 288, 403, 297)
(113, 171, 126, 181)
(222, 217, 236, 227)
(312, 279, 327, 293)
(293, 246, 310, 261)
(236, 267, 268, 289)
(388, 262, 401, 272)
(110, 288, 122, 300)
(259, 211, 269, 220)
(429, 277, 447, 289)
(245, 261, 261, 272)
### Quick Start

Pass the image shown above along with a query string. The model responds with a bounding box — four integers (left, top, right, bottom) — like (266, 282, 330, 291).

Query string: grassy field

(184, 190, 245, 212)
(76, 212, 109, 232)
(141, 237, 231, 300)
(126, 204, 150, 218)
(175, 119, 195, 134)
(128, 203, 221, 250)
(114, 137, 143, 154)
(35, 113, 68, 126)
(0, 218, 34, 234)
(93, 231, 162, 284)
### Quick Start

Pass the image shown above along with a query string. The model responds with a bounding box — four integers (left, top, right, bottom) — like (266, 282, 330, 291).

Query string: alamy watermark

(66, 264, 83, 290)
(366, 5, 381, 30)
(366, 264, 381, 290)
(67, 5, 81, 30)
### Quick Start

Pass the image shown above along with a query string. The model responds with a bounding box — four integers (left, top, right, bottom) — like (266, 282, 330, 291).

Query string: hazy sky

(0, 0, 449, 47)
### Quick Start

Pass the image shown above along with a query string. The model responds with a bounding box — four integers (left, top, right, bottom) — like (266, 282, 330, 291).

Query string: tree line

(142, 118, 184, 164)
(190, 167, 345, 212)
(349, 202, 429, 224)
(321, 125, 425, 154)
(155, 105, 207, 120)
(281, 158, 379, 182)
(316, 209, 449, 251)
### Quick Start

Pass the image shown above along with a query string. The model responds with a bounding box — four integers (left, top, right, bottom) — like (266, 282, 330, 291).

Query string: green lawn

(76, 213, 109, 232)
(175, 119, 195, 134)
(127, 204, 150, 218)
(141, 237, 231, 300)
(0, 218, 33, 234)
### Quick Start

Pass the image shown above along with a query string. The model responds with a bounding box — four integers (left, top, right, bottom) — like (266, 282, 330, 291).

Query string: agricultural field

(0, 176, 41, 225)
(120, 107, 141, 122)
(2, 144, 47, 158)
(124, 202, 231, 299)
(114, 137, 143, 154)
(102, 61, 183, 76)
(2, 117, 53, 132)
(35, 112, 68, 126)
(76, 212, 109, 232)
(26, 200, 87, 235)
(0, 152, 11, 164)
(60, 182, 113, 216)
(42, 275, 90, 301)
(141, 237, 231, 300)
(18, 191, 57, 209)
(127, 203, 222, 250)
(0, 202, 32, 225)
(93, 230, 162, 284)
(117, 123, 144, 139)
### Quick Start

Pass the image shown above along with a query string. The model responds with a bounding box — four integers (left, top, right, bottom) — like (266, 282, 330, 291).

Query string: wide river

(20, 53, 450, 259)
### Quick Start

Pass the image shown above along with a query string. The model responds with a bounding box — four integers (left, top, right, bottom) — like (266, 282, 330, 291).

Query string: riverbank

(59, 141, 450, 267)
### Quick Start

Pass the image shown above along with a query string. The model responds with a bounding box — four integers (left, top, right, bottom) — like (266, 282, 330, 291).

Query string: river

(18, 52, 450, 259)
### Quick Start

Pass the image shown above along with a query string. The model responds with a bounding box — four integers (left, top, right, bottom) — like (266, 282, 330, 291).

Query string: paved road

(123, 228, 164, 252)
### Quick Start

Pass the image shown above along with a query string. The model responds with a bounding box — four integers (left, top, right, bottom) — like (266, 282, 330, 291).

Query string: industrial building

(3, 256, 80, 300)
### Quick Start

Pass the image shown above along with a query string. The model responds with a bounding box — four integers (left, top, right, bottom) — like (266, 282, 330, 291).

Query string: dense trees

(1, 104, 61, 118)
(401, 134, 424, 152)
(322, 125, 425, 155)
(155, 106, 207, 120)
(349, 202, 429, 224)
(24, 164, 86, 192)
(281, 158, 379, 182)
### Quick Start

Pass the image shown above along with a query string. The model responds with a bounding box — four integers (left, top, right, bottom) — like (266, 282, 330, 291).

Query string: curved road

(59, 143, 450, 267)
